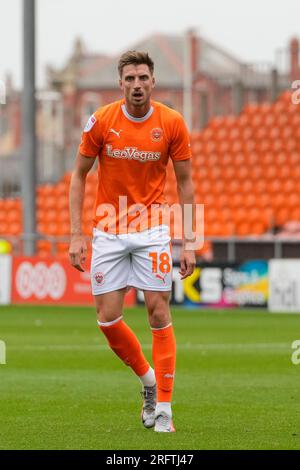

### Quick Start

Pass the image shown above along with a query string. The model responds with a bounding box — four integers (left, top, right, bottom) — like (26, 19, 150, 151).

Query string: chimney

(189, 30, 198, 76)
(183, 29, 198, 130)
(5, 73, 13, 95)
(290, 37, 299, 82)
(72, 37, 85, 62)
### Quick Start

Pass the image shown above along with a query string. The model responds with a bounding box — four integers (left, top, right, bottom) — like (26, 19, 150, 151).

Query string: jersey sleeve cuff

(171, 154, 192, 161)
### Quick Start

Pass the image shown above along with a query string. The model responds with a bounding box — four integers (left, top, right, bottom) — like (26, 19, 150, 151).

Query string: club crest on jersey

(151, 127, 163, 142)
(94, 272, 105, 286)
(84, 115, 96, 133)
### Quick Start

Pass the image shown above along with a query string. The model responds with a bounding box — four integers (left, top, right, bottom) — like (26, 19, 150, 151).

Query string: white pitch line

(6, 343, 289, 351)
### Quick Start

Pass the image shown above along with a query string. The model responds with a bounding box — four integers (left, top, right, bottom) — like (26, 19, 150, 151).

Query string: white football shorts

(91, 224, 172, 295)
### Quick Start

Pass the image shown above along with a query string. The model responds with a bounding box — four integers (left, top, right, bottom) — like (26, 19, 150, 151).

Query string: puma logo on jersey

(106, 144, 161, 163)
(155, 273, 167, 284)
(109, 128, 123, 138)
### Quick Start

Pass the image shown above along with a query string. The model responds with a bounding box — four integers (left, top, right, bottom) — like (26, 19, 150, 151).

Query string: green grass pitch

(0, 305, 300, 450)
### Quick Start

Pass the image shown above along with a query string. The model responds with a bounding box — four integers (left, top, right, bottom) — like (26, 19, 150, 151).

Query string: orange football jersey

(79, 99, 192, 233)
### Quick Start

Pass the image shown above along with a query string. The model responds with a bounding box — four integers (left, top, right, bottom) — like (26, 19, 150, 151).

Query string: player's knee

(147, 295, 171, 327)
(95, 304, 105, 322)
(96, 305, 120, 324)
(150, 309, 170, 327)
(146, 291, 169, 311)
(147, 292, 169, 315)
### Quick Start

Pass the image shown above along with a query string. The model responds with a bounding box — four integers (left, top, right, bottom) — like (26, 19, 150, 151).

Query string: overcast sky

(1, 0, 299, 88)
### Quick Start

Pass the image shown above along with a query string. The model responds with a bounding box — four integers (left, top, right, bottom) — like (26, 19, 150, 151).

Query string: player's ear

(152, 76, 156, 88)
(119, 78, 123, 90)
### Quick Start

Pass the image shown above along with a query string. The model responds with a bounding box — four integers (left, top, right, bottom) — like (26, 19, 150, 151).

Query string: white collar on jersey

(121, 104, 154, 122)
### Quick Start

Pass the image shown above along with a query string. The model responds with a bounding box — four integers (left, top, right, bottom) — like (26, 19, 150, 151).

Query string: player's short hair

(118, 51, 154, 77)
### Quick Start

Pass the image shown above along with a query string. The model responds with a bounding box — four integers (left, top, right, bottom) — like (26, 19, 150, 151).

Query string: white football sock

(139, 366, 156, 387)
(156, 402, 172, 416)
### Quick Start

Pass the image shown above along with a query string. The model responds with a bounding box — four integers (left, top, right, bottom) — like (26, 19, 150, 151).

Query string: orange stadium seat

(282, 178, 296, 197)
(216, 140, 231, 154)
(286, 193, 300, 207)
(47, 222, 59, 236)
(209, 166, 222, 180)
(0, 221, 9, 234)
(192, 141, 203, 156)
(219, 207, 232, 223)
(206, 154, 219, 167)
(215, 128, 228, 142)
(208, 116, 227, 129)
(228, 128, 241, 141)
(240, 180, 254, 194)
(201, 128, 215, 141)
(249, 166, 263, 180)
(290, 207, 300, 221)
(267, 180, 282, 195)
(251, 221, 266, 235)
(43, 196, 57, 211)
(255, 193, 270, 209)
(227, 180, 241, 194)
(276, 113, 289, 128)
(56, 242, 70, 257)
(236, 221, 251, 237)
(243, 193, 257, 208)
(7, 209, 20, 224)
(37, 222, 48, 235)
(55, 222, 70, 237)
(215, 193, 230, 208)
(58, 208, 70, 223)
(273, 100, 287, 114)
(280, 124, 294, 141)
(202, 193, 215, 208)
(270, 193, 286, 210)
(203, 141, 217, 154)
(264, 166, 278, 180)
(248, 113, 263, 128)
(57, 196, 69, 211)
(264, 113, 277, 128)
(247, 153, 260, 166)
(222, 166, 235, 180)
(56, 181, 69, 198)
(275, 207, 291, 226)
(240, 127, 253, 140)
(255, 127, 268, 140)
(8, 222, 22, 236)
(231, 141, 244, 154)
(236, 114, 250, 128)
(37, 240, 52, 256)
(44, 209, 58, 224)
(236, 166, 249, 180)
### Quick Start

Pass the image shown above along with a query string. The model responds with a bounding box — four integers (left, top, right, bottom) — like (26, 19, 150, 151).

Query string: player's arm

(69, 152, 95, 272)
(172, 158, 196, 280)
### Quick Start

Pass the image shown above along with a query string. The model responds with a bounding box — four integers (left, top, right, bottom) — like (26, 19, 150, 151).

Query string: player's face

(119, 64, 155, 113)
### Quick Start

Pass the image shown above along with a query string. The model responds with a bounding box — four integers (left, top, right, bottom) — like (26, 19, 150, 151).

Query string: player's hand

(69, 234, 87, 272)
(179, 248, 196, 280)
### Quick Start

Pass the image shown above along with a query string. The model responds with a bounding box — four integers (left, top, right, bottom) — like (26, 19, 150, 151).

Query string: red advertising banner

(11, 257, 136, 306)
